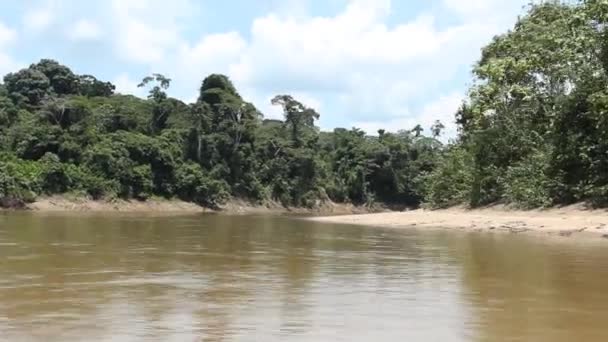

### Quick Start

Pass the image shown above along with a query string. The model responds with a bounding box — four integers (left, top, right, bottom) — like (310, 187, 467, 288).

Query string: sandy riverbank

(23, 196, 209, 213)
(310, 206, 608, 239)
(4, 195, 378, 215)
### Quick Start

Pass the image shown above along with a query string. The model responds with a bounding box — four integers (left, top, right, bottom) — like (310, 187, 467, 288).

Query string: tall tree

(411, 124, 424, 137)
(31, 59, 79, 96)
(194, 74, 262, 198)
(78, 75, 115, 97)
(271, 95, 319, 148)
(138, 73, 172, 134)
(3, 68, 51, 106)
(431, 120, 445, 138)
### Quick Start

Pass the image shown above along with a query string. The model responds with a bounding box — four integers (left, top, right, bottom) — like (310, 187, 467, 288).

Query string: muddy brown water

(1, 212, 608, 341)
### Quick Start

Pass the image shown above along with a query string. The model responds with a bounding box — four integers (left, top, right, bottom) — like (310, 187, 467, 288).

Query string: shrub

(130, 165, 154, 200)
(422, 147, 474, 208)
(64, 164, 118, 199)
(501, 150, 553, 209)
(39, 152, 71, 193)
(174, 162, 229, 207)
(300, 190, 321, 208)
(0, 154, 43, 206)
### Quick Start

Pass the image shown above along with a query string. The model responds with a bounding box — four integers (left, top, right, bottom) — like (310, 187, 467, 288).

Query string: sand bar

(310, 206, 608, 239)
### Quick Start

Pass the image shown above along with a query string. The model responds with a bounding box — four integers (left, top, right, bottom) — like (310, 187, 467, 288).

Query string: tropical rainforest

(1, 1, 608, 210)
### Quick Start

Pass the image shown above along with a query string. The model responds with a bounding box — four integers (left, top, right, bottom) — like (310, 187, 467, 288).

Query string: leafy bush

(174, 162, 229, 207)
(0, 154, 43, 206)
(423, 147, 474, 208)
(300, 189, 323, 208)
(64, 164, 118, 199)
(39, 152, 71, 193)
(129, 165, 154, 200)
(501, 150, 553, 209)
(581, 185, 608, 208)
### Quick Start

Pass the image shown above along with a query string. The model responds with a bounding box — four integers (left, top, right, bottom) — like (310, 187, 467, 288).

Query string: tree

(138, 73, 172, 134)
(0, 86, 18, 126)
(271, 95, 319, 148)
(3, 60, 113, 107)
(186, 102, 211, 163)
(31, 59, 79, 96)
(194, 74, 262, 198)
(411, 124, 424, 137)
(431, 120, 445, 138)
(3, 1, 608, 210)
(78, 75, 115, 97)
(39, 96, 91, 129)
(3, 68, 51, 106)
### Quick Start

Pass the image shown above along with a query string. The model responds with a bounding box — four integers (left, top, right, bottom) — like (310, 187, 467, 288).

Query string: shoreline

(0, 195, 380, 215)
(309, 206, 608, 240)
(8, 197, 608, 240)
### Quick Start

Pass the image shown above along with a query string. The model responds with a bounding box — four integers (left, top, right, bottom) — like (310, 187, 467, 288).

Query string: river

(1, 212, 607, 341)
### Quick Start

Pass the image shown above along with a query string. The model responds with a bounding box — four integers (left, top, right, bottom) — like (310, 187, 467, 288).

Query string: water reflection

(447, 233, 608, 342)
(0, 212, 607, 341)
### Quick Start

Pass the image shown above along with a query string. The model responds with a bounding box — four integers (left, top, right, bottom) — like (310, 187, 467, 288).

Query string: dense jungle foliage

(425, 0, 608, 209)
(0, 61, 442, 209)
(2, 1, 608, 210)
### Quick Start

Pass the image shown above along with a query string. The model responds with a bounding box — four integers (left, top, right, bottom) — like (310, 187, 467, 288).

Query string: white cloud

(23, 7, 54, 32)
(0, 52, 21, 78)
(0, 21, 18, 77)
(293, 92, 322, 112)
(0, 21, 16, 46)
(443, 0, 527, 19)
(5, 0, 528, 137)
(175, 31, 246, 79)
(109, 0, 198, 64)
(124, 0, 525, 135)
(112, 73, 144, 96)
(68, 19, 102, 41)
(117, 20, 178, 63)
(244, 0, 528, 134)
(353, 92, 463, 140)
(231, 3, 442, 93)
(443, 0, 493, 17)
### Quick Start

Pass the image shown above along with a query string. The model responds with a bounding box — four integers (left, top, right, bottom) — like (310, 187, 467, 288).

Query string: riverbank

(309, 205, 608, 239)
(23, 196, 207, 213)
(3, 195, 380, 215)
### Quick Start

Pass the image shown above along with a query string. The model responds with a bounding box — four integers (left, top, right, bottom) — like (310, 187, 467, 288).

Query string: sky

(0, 0, 530, 138)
